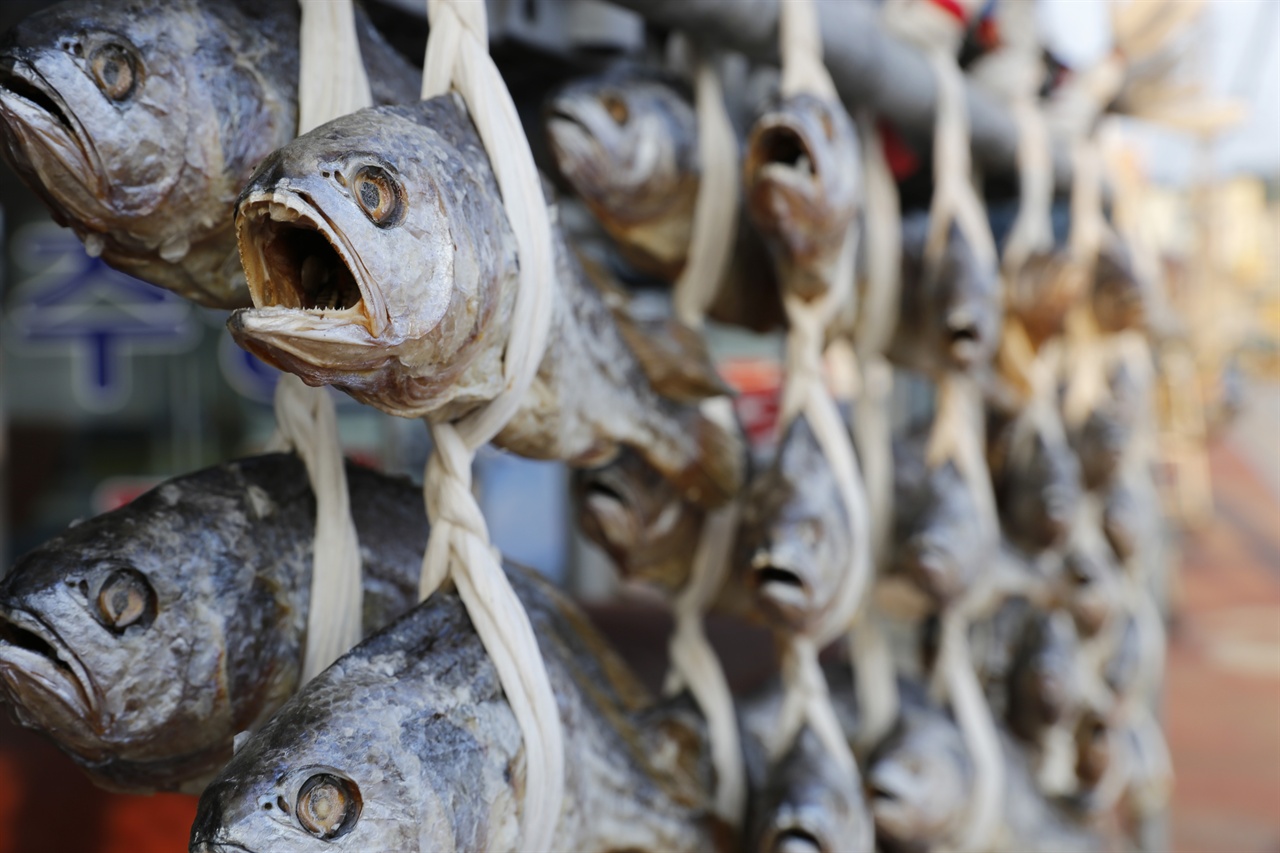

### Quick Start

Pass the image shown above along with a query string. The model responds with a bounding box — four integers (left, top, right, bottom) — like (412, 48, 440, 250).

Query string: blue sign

(5, 223, 198, 412)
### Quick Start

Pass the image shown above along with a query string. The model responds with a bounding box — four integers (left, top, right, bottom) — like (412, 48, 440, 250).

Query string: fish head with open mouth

(230, 96, 517, 421)
(0, 479, 286, 793)
(0, 0, 298, 307)
(894, 213, 1003, 376)
(892, 453, 992, 609)
(545, 68, 699, 278)
(737, 414, 852, 635)
(743, 92, 859, 301)
(867, 703, 972, 852)
(573, 447, 706, 593)
(988, 410, 1083, 555)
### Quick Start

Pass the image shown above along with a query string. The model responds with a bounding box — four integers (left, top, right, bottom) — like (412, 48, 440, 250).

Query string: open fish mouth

(763, 825, 826, 853)
(747, 117, 819, 194)
(0, 608, 98, 723)
(749, 547, 815, 624)
(237, 190, 388, 337)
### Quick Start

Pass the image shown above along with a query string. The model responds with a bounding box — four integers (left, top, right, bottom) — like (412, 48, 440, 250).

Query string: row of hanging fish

(0, 0, 1180, 851)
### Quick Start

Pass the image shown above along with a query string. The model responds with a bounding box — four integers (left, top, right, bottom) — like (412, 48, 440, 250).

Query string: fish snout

(749, 542, 817, 631)
(576, 475, 639, 561)
(767, 828, 824, 853)
(901, 538, 962, 605)
(944, 307, 988, 369)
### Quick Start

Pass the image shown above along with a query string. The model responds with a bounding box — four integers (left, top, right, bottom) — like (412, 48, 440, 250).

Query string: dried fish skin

(987, 409, 1083, 555)
(189, 565, 724, 853)
(0, 454, 420, 794)
(231, 94, 745, 508)
(0, 0, 418, 308)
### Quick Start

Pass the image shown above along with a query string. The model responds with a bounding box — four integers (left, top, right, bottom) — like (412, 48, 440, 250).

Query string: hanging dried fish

(890, 212, 1003, 378)
(987, 403, 1083, 556)
(545, 68, 783, 331)
(0, 454, 424, 794)
(230, 94, 744, 509)
(0, 0, 419, 308)
(188, 564, 726, 853)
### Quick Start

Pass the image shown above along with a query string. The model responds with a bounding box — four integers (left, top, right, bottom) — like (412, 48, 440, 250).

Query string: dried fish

(0, 454, 421, 794)
(230, 94, 744, 508)
(189, 564, 725, 853)
(0, 0, 418, 307)
(890, 212, 1003, 377)
(987, 406, 1083, 555)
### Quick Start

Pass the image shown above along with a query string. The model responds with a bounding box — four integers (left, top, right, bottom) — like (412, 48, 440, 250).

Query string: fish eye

(351, 165, 404, 228)
(600, 92, 629, 125)
(96, 567, 156, 633)
(296, 773, 361, 839)
(89, 43, 138, 101)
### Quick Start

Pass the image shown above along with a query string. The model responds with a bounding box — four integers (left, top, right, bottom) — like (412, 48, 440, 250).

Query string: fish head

(738, 414, 851, 633)
(191, 601, 520, 853)
(0, 491, 246, 790)
(572, 447, 705, 591)
(1006, 250, 1087, 347)
(867, 709, 971, 850)
(743, 93, 859, 301)
(1074, 709, 1112, 789)
(0, 0, 272, 306)
(1091, 243, 1147, 334)
(1062, 519, 1122, 638)
(1072, 406, 1131, 491)
(995, 420, 1082, 554)
(231, 99, 514, 419)
(750, 728, 874, 853)
(1009, 611, 1080, 734)
(545, 69, 698, 274)
(0, 0, 192, 224)
(893, 462, 986, 607)
(896, 217, 1002, 375)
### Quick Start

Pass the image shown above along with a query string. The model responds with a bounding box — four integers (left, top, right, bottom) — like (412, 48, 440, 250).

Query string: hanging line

(416, 2, 561, 848)
(660, 34, 747, 823)
(276, 0, 375, 683)
(756, 0, 872, 796)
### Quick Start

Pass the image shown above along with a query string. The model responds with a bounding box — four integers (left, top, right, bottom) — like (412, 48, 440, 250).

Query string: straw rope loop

(416, 1, 562, 847)
(286, 0, 375, 683)
(660, 43, 746, 820)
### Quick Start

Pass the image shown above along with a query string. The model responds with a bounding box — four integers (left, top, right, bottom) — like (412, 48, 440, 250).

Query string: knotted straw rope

(759, 0, 872, 796)
(660, 37, 747, 822)
(275, 0, 374, 683)
(879, 4, 1005, 845)
(415, 2, 561, 848)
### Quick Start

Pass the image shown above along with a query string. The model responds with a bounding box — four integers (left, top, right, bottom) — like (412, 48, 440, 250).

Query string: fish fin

(670, 398, 747, 509)
(616, 314, 736, 403)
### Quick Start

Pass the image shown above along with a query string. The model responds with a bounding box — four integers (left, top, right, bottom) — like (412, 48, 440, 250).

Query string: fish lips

(0, 56, 108, 217)
(0, 608, 101, 740)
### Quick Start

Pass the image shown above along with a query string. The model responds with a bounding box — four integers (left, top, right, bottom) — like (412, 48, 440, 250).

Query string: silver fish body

(0, 0, 419, 307)
(0, 454, 421, 794)
(230, 94, 745, 509)
(188, 564, 725, 853)
(987, 407, 1082, 555)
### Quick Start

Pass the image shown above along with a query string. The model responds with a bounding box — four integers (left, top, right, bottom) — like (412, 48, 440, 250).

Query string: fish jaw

(0, 55, 111, 228)
(0, 608, 103, 754)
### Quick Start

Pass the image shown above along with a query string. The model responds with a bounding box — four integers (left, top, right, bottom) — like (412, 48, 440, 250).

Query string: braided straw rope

(660, 38, 746, 821)
(416, 2, 561, 848)
(278, 0, 375, 683)
(759, 0, 871, 798)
